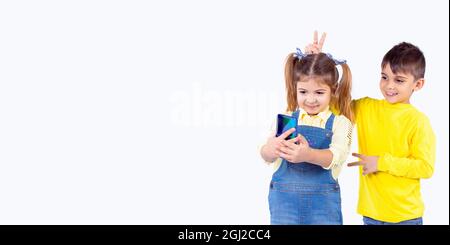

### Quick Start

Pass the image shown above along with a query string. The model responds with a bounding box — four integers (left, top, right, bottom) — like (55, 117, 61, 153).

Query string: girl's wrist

(303, 147, 314, 163)
(261, 144, 276, 162)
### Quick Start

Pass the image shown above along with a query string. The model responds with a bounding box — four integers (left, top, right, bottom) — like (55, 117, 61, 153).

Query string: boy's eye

(381, 76, 387, 80)
(396, 79, 404, 83)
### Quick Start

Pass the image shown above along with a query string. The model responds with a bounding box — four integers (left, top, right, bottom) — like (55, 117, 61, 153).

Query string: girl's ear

(413, 78, 425, 92)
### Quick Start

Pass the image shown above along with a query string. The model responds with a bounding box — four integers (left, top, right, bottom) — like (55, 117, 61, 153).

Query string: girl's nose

(306, 95, 317, 103)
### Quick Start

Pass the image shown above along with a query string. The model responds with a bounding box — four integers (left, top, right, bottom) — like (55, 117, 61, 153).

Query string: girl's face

(296, 78, 332, 115)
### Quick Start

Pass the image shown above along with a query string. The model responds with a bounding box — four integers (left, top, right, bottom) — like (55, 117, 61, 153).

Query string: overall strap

(292, 110, 300, 120)
(325, 113, 335, 131)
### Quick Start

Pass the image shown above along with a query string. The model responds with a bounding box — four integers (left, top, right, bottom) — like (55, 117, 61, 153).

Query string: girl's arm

(303, 148, 333, 168)
(260, 144, 278, 163)
(261, 128, 297, 163)
(278, 116, 353, 169)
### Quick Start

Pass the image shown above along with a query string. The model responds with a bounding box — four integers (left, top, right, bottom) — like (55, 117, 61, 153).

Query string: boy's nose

(386, 80, 396, 89)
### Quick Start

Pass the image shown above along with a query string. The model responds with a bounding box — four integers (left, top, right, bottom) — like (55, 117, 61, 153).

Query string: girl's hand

(276, 134, 311, 163)
(347, 153, 379, 175)
(263, 128, 297, 160)
(304, 30, 326, 54)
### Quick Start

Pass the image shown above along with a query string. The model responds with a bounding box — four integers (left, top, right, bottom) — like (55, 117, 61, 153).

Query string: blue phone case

(276, 114, 298, 140)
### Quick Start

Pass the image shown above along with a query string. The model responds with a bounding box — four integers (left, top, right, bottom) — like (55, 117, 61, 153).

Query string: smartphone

(276, 114, 298, 140)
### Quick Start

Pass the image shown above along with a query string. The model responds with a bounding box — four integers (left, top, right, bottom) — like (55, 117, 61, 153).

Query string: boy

(307, 32, 436, 224)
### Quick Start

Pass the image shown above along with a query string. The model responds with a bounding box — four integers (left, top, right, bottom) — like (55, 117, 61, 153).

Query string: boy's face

(379, 63, 424, 104)
(297, 78, 331, 115)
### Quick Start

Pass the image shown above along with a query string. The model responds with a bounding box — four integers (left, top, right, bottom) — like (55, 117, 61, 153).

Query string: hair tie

(294, 47, 347, 65)
(325, 52, 347, 65)
(294, 47, 308, 59)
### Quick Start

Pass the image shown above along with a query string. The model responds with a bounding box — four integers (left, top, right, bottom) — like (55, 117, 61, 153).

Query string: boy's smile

(379, 63, 424, 104)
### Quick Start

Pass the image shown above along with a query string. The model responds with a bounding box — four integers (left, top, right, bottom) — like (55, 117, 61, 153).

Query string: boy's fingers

(352, 152, 364, 159)
(313, 30, 318, 44)
(305, 44, 314, 54)
(318, 32, 326, 49)
(362, 168, 371, 175)
(347, 161, 363, 167)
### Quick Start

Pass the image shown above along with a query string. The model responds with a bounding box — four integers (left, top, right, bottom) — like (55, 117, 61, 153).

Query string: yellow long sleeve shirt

(353, 97, 436, 223)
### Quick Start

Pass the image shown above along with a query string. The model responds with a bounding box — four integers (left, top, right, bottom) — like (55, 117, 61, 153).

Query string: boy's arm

(377, 118, 436, 179)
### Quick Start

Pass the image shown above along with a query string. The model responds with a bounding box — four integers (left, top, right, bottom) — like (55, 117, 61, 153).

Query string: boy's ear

(413, 78, 425, 92)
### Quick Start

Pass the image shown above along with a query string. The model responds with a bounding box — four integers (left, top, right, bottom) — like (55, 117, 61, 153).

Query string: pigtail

(335, 63, 354, 123)
(284, 53, 298, 112)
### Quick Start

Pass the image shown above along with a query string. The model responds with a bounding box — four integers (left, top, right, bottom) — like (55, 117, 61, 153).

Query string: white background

(0, 0, 448, 224)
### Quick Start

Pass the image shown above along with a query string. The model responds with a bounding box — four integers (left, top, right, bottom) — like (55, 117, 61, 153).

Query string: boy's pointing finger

(352, 152, 364, 159)
(347, 161, 363, 167)
(313, 30, 318, 44)
(319, 32, 326, 48)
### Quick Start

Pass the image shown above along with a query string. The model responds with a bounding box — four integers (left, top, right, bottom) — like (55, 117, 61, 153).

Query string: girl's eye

(298, 91, 306, 94)
(381, 76, 387, 80)
(316, 91, 325, 95)
(396, 79, 404, 83)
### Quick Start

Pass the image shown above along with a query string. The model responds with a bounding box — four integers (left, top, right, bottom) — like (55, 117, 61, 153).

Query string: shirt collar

(298, 106, 331, 122)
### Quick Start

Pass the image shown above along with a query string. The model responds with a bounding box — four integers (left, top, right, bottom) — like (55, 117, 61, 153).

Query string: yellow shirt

(353, 97, 436, 223)
(262, 107, 353, 180)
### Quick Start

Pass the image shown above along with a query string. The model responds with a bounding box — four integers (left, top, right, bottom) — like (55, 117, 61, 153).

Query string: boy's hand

(276, 134, 310, 163)
(347, 153, 379, 175)
(305, 30, 326, 54)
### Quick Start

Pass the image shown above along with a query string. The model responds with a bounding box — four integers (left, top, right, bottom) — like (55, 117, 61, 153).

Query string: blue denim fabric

(363, 216, 423, 225)
(269, 110, 342, 225)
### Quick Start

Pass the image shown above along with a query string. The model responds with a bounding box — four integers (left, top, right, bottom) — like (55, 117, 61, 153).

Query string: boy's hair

(381, 42, 426, 81)
(284, 53, 354, 122)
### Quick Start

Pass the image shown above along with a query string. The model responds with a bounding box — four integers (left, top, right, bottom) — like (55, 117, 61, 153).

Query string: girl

(260, 47, 354, 225)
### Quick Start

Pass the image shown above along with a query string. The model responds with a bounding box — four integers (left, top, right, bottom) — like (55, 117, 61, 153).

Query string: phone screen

(276, 114, 298, 140)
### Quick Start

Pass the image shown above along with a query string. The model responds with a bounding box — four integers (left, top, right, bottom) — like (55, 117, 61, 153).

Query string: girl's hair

(284, 52, 354, 122)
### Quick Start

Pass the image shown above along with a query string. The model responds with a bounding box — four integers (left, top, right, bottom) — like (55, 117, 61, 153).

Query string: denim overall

(268, 110, 342, 225)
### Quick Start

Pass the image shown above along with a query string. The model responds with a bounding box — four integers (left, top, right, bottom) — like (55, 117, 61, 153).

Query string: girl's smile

(297, 78, 332, 115)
